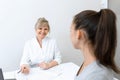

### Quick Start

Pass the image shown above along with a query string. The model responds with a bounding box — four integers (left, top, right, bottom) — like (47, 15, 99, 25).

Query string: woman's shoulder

(87, 71, 113, 80)
(88, 63, 113, 80)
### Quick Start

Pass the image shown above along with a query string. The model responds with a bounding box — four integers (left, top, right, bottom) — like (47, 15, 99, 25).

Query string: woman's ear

(76, 30, 85, 40)
(76, 30, 82, 40)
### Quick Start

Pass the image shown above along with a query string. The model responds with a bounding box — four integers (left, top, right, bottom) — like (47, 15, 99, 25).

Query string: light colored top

(75, 61, 114, 80)
(20, 37, 61, 66)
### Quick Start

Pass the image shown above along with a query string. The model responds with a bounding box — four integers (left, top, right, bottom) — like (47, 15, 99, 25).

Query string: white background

(0, 0, 106, 71)
(109, 0, 120, 79)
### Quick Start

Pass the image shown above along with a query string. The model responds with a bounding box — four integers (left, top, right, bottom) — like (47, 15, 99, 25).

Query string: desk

(3, 62, 119, 80)
(4, 62, 79, 80)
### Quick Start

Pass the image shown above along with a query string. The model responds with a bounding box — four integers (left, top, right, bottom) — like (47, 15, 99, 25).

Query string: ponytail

(94, 9, 119, 73)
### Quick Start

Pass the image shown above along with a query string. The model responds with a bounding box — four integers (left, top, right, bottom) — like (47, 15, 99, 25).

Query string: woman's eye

(44, 28, 48, 30)
(39, 28, 42, 30)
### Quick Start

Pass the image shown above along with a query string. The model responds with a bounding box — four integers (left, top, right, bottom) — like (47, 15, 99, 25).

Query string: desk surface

(4, 62, 119, 80)
(4, 62, 79, 80)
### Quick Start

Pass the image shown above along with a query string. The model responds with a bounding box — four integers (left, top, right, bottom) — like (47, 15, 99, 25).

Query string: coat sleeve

(53, 40, 62, 64)
(20, 42, 30, 66)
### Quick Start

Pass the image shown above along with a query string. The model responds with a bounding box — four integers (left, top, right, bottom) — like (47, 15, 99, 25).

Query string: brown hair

(73, 9, 120, 73)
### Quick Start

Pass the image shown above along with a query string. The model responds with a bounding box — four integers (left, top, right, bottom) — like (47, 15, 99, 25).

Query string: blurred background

(0, 0, 119, 79)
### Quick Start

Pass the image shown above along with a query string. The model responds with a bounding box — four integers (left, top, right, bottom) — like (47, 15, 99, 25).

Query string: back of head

(73, 9, 119, 73)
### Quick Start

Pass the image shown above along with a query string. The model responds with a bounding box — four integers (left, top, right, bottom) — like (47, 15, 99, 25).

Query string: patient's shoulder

(87, 67, 113, 80)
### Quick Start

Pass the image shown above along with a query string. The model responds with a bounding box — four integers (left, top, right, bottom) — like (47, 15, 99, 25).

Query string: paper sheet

(15, 62, 79, 80)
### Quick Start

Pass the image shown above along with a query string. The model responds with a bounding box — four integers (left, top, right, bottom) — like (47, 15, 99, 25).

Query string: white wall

(109, 0, 120, 79)
(0, 0, 102, 72)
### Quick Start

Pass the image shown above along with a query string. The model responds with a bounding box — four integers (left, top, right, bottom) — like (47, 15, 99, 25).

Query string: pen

(17, 67, 26, 73)
(17, 69, 21, 73)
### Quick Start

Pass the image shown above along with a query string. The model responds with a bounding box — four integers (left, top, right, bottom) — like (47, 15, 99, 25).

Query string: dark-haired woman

(70, 9, 120, 80)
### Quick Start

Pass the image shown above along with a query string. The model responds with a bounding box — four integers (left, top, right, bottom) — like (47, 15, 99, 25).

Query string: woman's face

(36, 24, 49, 40)
(70, 23, 79, 49)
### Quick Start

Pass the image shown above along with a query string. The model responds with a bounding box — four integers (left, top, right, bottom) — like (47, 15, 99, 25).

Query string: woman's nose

(41, 29, 45, 33)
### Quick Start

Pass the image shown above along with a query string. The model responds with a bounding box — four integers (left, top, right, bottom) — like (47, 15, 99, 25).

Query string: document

(15, 62, 79, 80)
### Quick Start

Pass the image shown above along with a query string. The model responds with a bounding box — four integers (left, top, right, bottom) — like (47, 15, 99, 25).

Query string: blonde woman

(20, 18, 61, 74)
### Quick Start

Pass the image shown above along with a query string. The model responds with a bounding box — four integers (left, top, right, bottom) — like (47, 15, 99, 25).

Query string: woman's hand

(21, 64, 30, 74)
(38, 62, 50, 70)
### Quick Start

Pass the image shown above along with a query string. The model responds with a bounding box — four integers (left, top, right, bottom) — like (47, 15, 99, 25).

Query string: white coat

(20, 37, 61, 66)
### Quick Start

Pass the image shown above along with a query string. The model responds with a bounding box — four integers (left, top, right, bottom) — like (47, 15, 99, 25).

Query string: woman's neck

(77, 45, 96, 75)
(82, 45, 96, 66)
(77, 44, 96, 74)
(36, 37, 42, 48)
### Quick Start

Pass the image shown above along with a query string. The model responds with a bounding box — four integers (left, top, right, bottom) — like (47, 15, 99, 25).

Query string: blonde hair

(35, 17, 50, 31)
